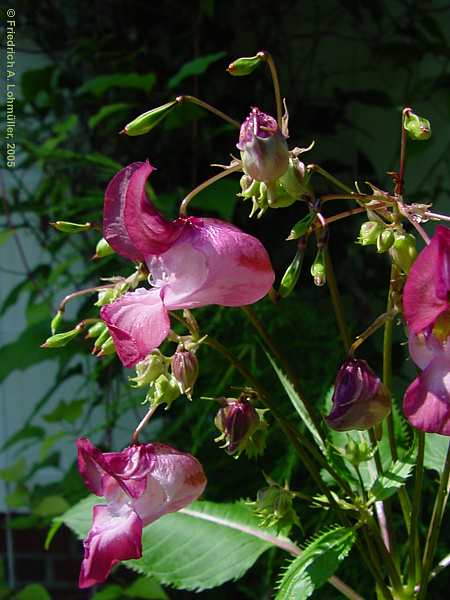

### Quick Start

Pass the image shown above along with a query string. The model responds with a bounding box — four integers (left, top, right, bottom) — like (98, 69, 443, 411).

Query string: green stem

(175, 95, 240, 128)
(179, 164, 242, 216)
(241, 305, 326, 445)
(359, 530, 394, 600)
(324, 249, 352, 352)
(408, 431, 425, 587)
(418, 441, 450, 600)
(367, 515, 403, 593)
(307, 164, 354, 194)
(260, 51, 283, 127)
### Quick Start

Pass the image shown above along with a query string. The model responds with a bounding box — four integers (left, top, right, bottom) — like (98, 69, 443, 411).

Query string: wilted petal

(161, 218, 274, 308)
(100, 288, 170, 368)
(79, 504, 142, 589)
(403, 225, 450, 334)
(325, 359, 391, 431)
(403, 352, 450, 435)
(103, 161, 182, 261)
(133, 443, 207, 525)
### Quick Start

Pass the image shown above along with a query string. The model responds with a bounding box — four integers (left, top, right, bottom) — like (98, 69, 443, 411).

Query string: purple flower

(237, 107, 289, 183)
(77, 438, 206, 588)
(403, 332, 450, 435)
(325, 359, 391, 431)
(100, 161, 275, 368)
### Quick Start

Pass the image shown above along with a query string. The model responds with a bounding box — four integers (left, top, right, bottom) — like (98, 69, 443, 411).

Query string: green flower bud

(121, 101, 177, 136)
(50, 311, 63, 335)
(376, 229, 395, 253)
(253, 482, 299, 530)
(403, 111, 431, 141)
(279, 243, 306, 298)
(226, 54, 264, 76)
(343, 438, 373, 466)
(94, 237, 114, 259)
(41, 328, 80, 348)
(51, 221, 92, 233)
(146, 373, 181, 409)
(85, 321, 107, 339)
(358, 221, 384, 246)
(389, 232, 417, 273)
(130, 352, 168, 388)
(99, 336, 115, 356)
(278, 158, 312, 200)
(95, 288, 119, 307)
(93, 327, 110, 352)
(311, 248, 326, 286)
(287, 213, 315, 241)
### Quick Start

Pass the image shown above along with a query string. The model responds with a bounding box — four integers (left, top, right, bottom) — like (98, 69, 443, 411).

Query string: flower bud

(389, 232, 417, 273)
(342, 437, 373, 466)
(214, 397, 260, 456)
(50, 311, 63, 335)
(310, 247, 326, 286)
(253, 482, 299, 530)
(94, 237, 114, 259)
(98, 336, 115, 356)
(325, 359, 391, 431)
(93, 327, 110, 352)
(403, 111, 431, 141)
(85, 321, 107, 339)
(146, 373, 181, 409)
(41, 328, 81, 348)
(287, 213, 315, 241)
(279, 242, 306, 298)
(237, 107, 289, 183)
(95, 288, 120, 307)
(130, 352, 167, 387)
(278, 157, 312, 200)
(358, 221, 384, 246)
(51, 221, 92, 233)
(227, 54, 264, 76)
(171, 347, 199, 399)
(376, 229, 395, 253)
(121, 101, 177, 136)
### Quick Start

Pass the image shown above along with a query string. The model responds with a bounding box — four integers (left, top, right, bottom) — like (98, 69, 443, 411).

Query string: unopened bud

(98, 336, 115, 356)
(130, 352, 167, 387)
(95, 288, 119, 307)
(215, 396, 260, 456)
(403, 111, 431, 141)
(376, 229, 395, 253)
(41, 328, 81, 348)
(254, 482, 299, 530)
(358, 221, 384, 246)
(50, 311, 63, 335)
(311, 247, 326, 286)
(287, 213, 315, 240)
(51, 221, 92, 233)
(93, 327, 110, 352)
(279, 243, 305, 298)
(237, 107, 289, 183)
(389, 232, 417, 273)
(94, 237, 114, 259)
(172, 347, 199, 399)
(146, 373, 180, 409)
(121, 101, 177, 136)
(86, 321, 107, 339)
(325, 359, 391, 431)
(227, 54, 264, 76)
(278, 157, 312, 200)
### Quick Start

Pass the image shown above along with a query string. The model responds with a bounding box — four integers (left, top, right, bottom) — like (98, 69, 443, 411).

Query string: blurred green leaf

(43, 399, 85, 424)
(78, 73, 156, 96)
(124, 577, 168, 599)
(21, 66, 54, 101)
(16, 584, 51, 600)
(0, 229, 14, 246)
(424, 433, 449, 474)
(89, 103, 133, 129)
(91, 586, 123, 600)
(39, 432, 67, 461)
(168, 52, 226, 89)
(0, 457, 27, 482)
(34, 495, 70, 517)
(1, 425, 45, 451)
(5, 485, 30, 509)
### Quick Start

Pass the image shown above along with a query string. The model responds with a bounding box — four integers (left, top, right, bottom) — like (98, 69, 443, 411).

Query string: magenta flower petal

(103, 161, 182, 261)
(100, 288, 170, 368)
(403, 225, 450, 334)
(79, 504, 143, 589)
(403, 352, 450, 434)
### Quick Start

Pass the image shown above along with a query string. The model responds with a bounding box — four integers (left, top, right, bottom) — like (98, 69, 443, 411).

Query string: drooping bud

(279, 238, 307, 298)
(98, 336, 115, 356)
(50, 311, 63, 335)
(237, 107, 289, 183)
(311, 247, 326, 286)
(92, 327, 110, 353)
(129, 351, 168, 387)
(325, 359, 391, 432)
(41, 328, 81, 348)
(227, 53, 264, 76)
(389, 232, 417, 273)
(94, 237, 114, 259)
(85, 321, 107, 339)
(403, 111, 431, 141)
(342, 437, 373, 466)
(51, 221, 93, 233)
(358, 221, 384, 246)
(252, 479, 299, 531)
(287, 213, 315, 241)
(214, 396, 261, 456)
(376, 229, 395, 253)
(171, 347, 199, 400)
(121, 101, 177, 136)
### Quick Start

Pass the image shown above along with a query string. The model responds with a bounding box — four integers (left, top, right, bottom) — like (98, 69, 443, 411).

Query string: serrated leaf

(424, 434, 450, 474)
(370, 442, 417, 501)
(59, 496, 298, 592)
(264, 350, 324, 450)
(168, 52, 226, 89)
(276, 527, 356, 599)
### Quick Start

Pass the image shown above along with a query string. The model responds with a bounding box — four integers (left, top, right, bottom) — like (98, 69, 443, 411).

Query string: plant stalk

(408, 431, 425, 587)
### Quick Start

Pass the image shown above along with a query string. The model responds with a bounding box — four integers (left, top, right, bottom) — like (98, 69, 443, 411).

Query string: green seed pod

(41, 328, 80, 348)
(50, 311, 63, 335)
(279, 246, 305, 298)
(311, 248, 326, 286)
(376, 229, 395, 253)
(389, 232, 417, 273)
(358, 221, 384, 246)
(99, 336, 115, 356)
(403, 111, 431, 141)
(287, 213, 315, 240)
(226, 54, 264, 76)
(95, 237, 114, 258)
(51, 221, 92, 233)
(93, 327, 110, 351)
(86, 321, 107, 339)
(122, 101, 177, 136)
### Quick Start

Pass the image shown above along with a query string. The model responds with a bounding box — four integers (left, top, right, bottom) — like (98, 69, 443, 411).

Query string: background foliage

(1, 0, 450, 597)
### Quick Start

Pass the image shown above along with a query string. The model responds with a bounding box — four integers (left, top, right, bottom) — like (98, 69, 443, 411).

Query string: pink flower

(100, 161, 275, 367)
(402, 226, 450, 434)
(76, 438, 206, 588)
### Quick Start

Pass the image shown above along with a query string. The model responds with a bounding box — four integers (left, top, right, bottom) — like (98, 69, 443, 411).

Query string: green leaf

(276, 527, 356, 599)
(424, 434, 450, 474)
(91, 585, 124, 600)
(60, 496, 298, 592)
(88, 103, 133, 129)
(39, 432, 67, 461)
(34, 495, 70, 517)
(370, 442, 417, 501)
(1, 425, 45, 451)
(5, 485, 30, 509)
(78, 73, 156, 96)
(43, 399, 85, 424)
(16, 584, 51, 600)
(168, 52, 226, 89)
(0, 229, 14, 246)
(0, 457, 27, 482)
(264, 350, 324, 450)
(125, 576, 168, 599)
